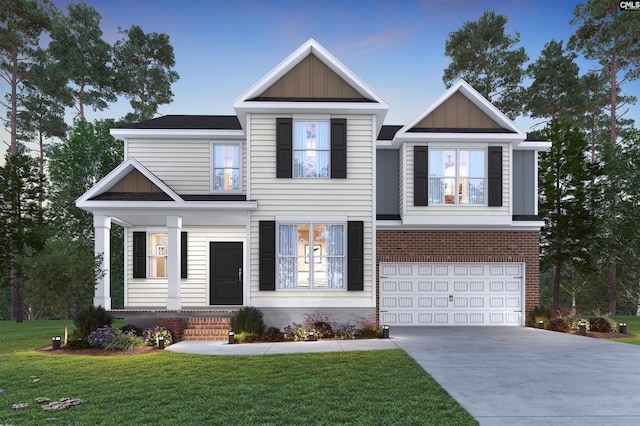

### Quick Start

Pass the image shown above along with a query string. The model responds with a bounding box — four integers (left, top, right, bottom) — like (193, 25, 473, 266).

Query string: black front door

(210, 242, 243, 305)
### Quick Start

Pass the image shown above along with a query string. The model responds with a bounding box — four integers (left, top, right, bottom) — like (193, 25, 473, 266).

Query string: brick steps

(182, 317, 233, 341)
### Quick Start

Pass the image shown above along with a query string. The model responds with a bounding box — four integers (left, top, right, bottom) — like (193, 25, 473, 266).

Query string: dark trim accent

(249, 97, 376, 103)
(181, 232, 188, 279)
(331, 118, 347, 178)
(259, 221, 276, 291)
(513, 215, 542, 221)
(377, 125, 403, 141)
(132, 232, 146, 279)
(407, 127, 516, 134)
(276, 118, 293, 178)
(90, 192, 173, 201)
(488, 146, 503, 207)
(181, 194, 247, 201)
(414, 146, 429, 206)
(118, 115, 241, 130)
(376, 214, 402, 221)
(347, 221, 364, 291)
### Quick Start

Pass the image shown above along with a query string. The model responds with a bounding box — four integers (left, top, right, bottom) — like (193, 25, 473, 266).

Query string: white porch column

(166, 216, 182, 310)
(94, 215, 112, 310)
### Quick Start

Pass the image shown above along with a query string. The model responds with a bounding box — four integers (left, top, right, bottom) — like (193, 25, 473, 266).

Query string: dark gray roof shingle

(119, 115, 241, 130)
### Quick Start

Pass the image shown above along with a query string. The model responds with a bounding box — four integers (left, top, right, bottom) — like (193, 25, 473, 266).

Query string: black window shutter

(331, 118, 347, 178)
(488, 146, 503, 207)
(259, 221, 276, 291)
(414, 146, 429, 206)
(276, 118, 292, 178)
(347, 221, 364, 291)
(181, 232, 187, 279)
(132, 232, 146, 279)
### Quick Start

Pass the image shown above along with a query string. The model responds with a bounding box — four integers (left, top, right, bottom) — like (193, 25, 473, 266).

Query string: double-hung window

(293, 121, 330, 178)
(277, 223, 345, 289)
(211, 143, 241, 191)
(148, 233, 168, 278)
(429, 149, 485, 205)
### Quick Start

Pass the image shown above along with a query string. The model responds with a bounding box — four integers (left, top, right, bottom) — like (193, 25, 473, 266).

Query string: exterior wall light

(308, 330, 316, 341)
(538, 321, 544, 329)
(158, 336, 165, 349)
(52, 336, 61, 350)
(228, 331, 235, 344)
(620, 323, 627, 334)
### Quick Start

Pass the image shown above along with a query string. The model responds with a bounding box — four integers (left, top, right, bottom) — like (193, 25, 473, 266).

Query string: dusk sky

(2, 0, 639, 156)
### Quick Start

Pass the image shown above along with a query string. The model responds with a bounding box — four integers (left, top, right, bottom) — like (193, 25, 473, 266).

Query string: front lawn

(0, 320, 477, 425)
(611, 315, 640, 346)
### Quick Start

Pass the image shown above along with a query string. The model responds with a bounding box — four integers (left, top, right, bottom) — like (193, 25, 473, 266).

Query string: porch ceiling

(91, 207, 251, 227)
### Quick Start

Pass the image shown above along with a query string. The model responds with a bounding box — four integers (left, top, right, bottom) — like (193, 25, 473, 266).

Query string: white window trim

(276, 222, 347, 291)
(210, 141, 243, 193)
(146, 229, 168, 279)
(429, 147, 487, 206)
(293, 119, 331, 179)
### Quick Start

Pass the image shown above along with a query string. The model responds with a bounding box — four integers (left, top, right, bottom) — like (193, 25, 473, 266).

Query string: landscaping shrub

(103, 332, 145, 351)
(230, 306, 266, 335)
(72, 305, 114, 342)
(87, 326, 121, 347)
(589, 317, 614, 333)
(356, 316, 383, 338)
(336, 323, 357, 340)
(120, 324, 143, 336)
(262, 327, 284, 342)
(283, 322, 308, 341)
(234, 332, 260, 343)
(143, 325, 173, 346)
(545, 317, 570, 332)
(526, 305, 553, 327)
(310, 321, 335, 338)
(304, 311, 335, 328)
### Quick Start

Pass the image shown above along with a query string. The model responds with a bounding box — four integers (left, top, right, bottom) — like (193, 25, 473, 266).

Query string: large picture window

(293, 121, 330, 178)
(148, 233, 168, 278)
(429, 149, 485, 205)
(212, 143, 240, 191)
(278, 223, 344, 289)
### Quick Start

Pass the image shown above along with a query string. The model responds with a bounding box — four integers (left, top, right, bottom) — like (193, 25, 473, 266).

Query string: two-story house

(77, 39, 549, 331)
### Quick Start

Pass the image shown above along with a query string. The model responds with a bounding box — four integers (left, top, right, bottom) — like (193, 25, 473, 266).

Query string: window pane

(467, 178, 485, 205)
(213, 145, 240, 191)
(324, 225, 344, 288)
(461, 150, 484, 177)
(293, 121, 329, 178)
(429, 177, 456, 204)
(297, 225, 310, 287)
(278, 225, 297, 288)
(148, 233, 167, 278)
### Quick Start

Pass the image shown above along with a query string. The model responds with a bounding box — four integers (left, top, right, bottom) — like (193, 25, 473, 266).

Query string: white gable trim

(76, 157, 183, 206)
(392, 80, 526, 146)
(233, 38, 388, 133)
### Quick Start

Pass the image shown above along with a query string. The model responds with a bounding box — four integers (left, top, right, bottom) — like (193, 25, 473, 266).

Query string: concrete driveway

(390, 326, 640, 426)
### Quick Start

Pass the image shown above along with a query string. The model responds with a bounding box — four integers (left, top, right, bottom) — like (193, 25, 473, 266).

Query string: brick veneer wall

(376, 230, 541, 320)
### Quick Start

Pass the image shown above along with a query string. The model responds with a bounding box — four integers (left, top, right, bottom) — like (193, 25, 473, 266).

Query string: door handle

(238, 267, 242, 283)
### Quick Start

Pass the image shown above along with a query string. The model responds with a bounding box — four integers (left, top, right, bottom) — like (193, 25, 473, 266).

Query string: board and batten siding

(127, 139, 246, 195)
(125, 226, 245, 308)
(404, 142, 510, 216)
(248, 114, 374, 307)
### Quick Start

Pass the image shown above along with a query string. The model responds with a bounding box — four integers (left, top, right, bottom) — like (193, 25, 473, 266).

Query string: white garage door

(379, 263, 523, 326)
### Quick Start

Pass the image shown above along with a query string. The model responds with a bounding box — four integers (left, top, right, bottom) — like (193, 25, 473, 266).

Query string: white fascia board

(80, 200, 258, 212)
(76, 157, 183, 207)
(396, 132, 524, 145)
(513, 141, 552, 151)
(110, 128, 245, 140)
(510, 221, 545, 229)
(401, 214, 513, 227)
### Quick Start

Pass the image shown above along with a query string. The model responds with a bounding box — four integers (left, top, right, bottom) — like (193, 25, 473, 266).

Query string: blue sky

(2, 0, 639, 156)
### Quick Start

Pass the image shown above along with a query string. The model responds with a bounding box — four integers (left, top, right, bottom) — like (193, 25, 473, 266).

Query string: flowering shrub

(262, 327, 284, 342)
(569, 318, 590, 332)
(87, 326, 121, 347)
(356, 316, 383, 338)
(283, 322, 308, 341)
(103, 332, 145, 351)
(589, 317, 614, 333)
(336, 323, 357, 340)
(143, 325, 173, 346)
(545, 317, 570, 332)
(310, 321, 335, 338)
(304, 311, 335, 329)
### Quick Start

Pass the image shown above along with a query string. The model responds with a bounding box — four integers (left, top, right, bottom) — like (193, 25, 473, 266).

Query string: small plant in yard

(120, 324, 144, 336)
(87, 326, 121, 347)
(526, 305, 553, 327)
(590, 317, 615, 333)
(336, 323, 357, 340)
(545, 317, 570, 332)
(230, 306, 266, 335)
(70, 305, 114, 347)
(102, 332, 145, 351)
(568, 318, 590, 332)
(283, 322, 308, 341)
(356, 316, 383, 338)
(310, 321, 335, 338)
(304, 311, 335, 328)
(143, 325, 173, 346)
(262, 327, 284, 342)
(234, 332, 261, 343)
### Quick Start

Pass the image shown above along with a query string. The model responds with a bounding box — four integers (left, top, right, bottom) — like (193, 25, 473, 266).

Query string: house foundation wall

(375, 229, 541, 320)
(260, 307, 376, 330)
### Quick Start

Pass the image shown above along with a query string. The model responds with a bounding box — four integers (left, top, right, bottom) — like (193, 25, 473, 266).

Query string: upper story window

(148, 232, 167, 278)
(429, 149, 485, 205)
(211, 143, 241, 191)
(277, 223, 345, 289)
(293, 121, 330, 178)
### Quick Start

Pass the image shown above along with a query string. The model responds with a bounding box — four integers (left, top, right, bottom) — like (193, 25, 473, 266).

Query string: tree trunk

(609, 255, 616, 314)
(571, 292, 576, 315)
(64, 309, 69, 346)
(553, 262, 561, 313)
(10, 46, 18, 155)
(10, 246, 22, 323)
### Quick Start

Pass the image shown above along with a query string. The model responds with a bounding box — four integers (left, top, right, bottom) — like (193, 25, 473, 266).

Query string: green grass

(611, 315, 640, 346)
(0, 320, 477, 425)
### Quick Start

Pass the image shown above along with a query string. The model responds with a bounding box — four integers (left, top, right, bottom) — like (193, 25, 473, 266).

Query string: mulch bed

(569, 330, 636, 339)
(36, 345, 161, 356)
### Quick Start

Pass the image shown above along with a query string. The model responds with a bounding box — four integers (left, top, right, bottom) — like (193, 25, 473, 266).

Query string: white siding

(404, 142, 510, 216)
(249, 114, 375, 307)
(126, 226, 246, 308)
(127, 139, 246, 195)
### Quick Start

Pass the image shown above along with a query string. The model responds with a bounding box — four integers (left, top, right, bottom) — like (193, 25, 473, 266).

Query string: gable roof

(393, 80, 526, 145)
(234, 38, 388, 134)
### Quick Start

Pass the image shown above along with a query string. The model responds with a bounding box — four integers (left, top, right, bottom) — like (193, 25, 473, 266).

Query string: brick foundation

(165, 318, 184, 342)
(376, 230, 541, 320)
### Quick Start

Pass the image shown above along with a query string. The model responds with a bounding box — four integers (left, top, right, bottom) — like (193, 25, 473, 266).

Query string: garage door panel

(380, 262, 523, 326)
